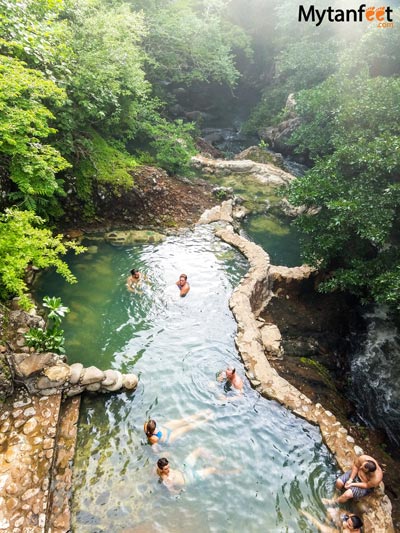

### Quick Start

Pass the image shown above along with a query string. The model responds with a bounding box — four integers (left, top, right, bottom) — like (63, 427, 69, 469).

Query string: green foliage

(0, 55, 70, 212)
(66, 2, 149, 130)
(143, 2, 250, 88)
(75, 131, 137, 205)
(287, 73, 400, 306)
(25, 295, 70, 353)
(0, 209, 85, 309)
(146, 119, 197, 174)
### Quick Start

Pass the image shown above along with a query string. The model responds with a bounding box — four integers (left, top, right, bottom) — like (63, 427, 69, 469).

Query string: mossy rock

(104, 230, 165, 246)
(300, 357, 335, 389)
(236, 146, 286, 169)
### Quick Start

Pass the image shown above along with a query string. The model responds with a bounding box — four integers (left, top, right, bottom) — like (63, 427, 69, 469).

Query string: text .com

(298, 4, 394, 27)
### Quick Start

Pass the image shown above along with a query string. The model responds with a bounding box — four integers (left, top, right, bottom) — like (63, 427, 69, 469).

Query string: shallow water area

(36, 224, 336, 532)
(241, 214, 302, 267)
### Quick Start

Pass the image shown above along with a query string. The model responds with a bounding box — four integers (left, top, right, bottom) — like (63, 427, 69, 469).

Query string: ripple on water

(36, 225, 337, 532)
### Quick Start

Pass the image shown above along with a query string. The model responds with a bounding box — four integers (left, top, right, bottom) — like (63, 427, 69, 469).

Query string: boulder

(104, 230, 165, 246)
(11, 353, 60, 378)
(121, 374, 138, 390)
(44, 364, 71, 383)
(80, 366, 105, 385)
(69, 363, 84, 385)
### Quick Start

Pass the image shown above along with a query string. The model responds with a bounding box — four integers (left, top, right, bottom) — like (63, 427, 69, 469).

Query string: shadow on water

(36, 225, 337, 532)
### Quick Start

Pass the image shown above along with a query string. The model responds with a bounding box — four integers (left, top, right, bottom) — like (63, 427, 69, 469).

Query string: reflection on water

(36, 225, 337, 532)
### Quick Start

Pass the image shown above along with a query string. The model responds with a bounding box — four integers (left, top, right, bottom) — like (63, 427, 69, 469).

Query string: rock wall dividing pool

(198, 202, 393, 533)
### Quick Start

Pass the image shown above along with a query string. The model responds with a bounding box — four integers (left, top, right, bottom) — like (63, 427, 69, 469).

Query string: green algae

(300, 357, 336, 389)
(246, 216, 290, 236)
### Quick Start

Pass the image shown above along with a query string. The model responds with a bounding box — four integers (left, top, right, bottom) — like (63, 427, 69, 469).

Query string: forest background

(0, 0, 400, 311)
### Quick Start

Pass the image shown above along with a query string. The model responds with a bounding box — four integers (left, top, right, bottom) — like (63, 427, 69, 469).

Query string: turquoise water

(241, 214, 302, 267)
(36, 225, 337, 532)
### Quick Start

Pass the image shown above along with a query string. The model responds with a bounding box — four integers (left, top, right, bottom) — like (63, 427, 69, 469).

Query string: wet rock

(44, 364, 71, 383)
(86, 382, 101, 392)
(69, 362, 83, 385)
(121, 374, 138, 390)
(104, 229, 165, 246)
(11, 352, 58, 378)
(102, 370, 123, 391)
(80, 366, 105, 385)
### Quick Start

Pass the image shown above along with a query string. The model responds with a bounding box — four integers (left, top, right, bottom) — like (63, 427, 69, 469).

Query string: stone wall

(197, 203, 393, 533)
(0, 302, 139, 532)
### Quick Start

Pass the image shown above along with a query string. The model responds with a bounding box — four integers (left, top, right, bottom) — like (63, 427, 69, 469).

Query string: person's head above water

(130, 269, 140, 277)
(144, 419, 157, 437)
(225, 367, 236, 379)
(179, 274, 187, 283)
(157, 457, 170, 475)
(346, 514, 363, 530)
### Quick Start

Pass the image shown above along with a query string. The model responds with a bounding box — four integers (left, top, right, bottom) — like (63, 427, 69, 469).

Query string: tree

(287, 73, 400, 306)
(0, 55, 69, 212)
(0, 209, 85, 309)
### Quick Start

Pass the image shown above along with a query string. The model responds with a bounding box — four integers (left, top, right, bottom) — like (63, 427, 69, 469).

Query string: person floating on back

(323, 454, 383, 504)
(156, 448, 225, 493)
(176, 273, 190, 297)
(144, 410, 212, 446)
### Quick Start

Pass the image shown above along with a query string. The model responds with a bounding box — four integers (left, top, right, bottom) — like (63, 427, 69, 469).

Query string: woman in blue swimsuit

(144, 410, 212, 445)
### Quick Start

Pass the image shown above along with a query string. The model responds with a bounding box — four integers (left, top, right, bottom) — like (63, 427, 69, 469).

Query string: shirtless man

(324, 454, 383, 504)
(176, 273, 190, 297)
(301, 509, 363, 533)
(217, 367, 244, 393)
(156, 448, 223, 493)
(126, 269, 141, 292)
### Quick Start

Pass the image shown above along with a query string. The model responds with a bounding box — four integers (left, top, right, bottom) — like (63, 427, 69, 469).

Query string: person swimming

(144, 410, 212, 445)
(127, 269, 141, 292)
(176, 273, 190, 297)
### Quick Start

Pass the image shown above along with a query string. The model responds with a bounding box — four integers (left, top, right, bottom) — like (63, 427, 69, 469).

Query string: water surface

(36, 225, 337, 532)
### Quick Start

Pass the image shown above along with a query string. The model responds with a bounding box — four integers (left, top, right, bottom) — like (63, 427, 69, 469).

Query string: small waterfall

(348, 306, 400, 446)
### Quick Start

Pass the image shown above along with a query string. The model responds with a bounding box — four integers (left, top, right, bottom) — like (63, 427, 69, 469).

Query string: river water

(36, 224, 337, 532)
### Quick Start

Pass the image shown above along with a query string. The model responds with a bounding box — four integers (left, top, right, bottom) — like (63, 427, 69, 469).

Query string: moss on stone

(300, 357, 335, 389)
(208, 173, 281, 214)
(246, 216, 289, 236)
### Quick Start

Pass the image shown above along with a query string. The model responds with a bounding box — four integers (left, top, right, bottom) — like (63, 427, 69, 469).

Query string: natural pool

(36, 224, 337, 532)
(241, 214, 302, 267)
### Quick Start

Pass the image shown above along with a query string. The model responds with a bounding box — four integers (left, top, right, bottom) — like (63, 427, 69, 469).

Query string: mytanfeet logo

(298, 4, 394, 27)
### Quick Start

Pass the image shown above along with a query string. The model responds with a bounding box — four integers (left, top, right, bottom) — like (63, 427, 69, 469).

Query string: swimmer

(301, 508, 363, 533)
(217, 367, 244, 393)
(156, 448, 225, 493)
(126, 268, 149, 293)
(176, 273, 190, 297)
(144, 410, 213, 445)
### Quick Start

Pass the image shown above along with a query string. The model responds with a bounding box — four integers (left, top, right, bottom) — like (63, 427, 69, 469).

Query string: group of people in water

(127, 267, 383, 531)
(144, 364, 243, 493)
(127, 268, 190, 297)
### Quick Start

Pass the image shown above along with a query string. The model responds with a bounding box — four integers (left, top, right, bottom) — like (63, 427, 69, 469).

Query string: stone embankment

(0, 305, 138, 532)
(192, 154, 295, 186)
(198, 201, 393, 533)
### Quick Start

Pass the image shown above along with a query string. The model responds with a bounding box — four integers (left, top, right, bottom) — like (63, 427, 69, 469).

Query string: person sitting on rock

(144, 410, 212, 445)
(176, 273, 190, 297)
(301, 508, 363, 533)
(323, 454, 383, 504)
